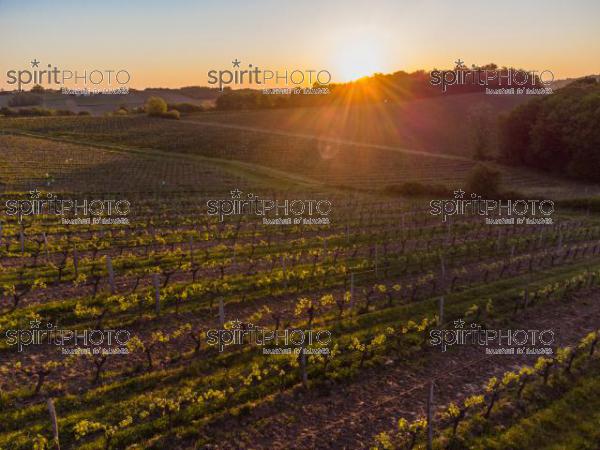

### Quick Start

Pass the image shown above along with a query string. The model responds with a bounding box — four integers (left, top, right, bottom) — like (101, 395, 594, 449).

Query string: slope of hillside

(192, 92, 533, 157)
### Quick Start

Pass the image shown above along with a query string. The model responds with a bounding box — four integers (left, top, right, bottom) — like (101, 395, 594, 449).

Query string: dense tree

(500, 77, 600, 181)
(145, 96, 168, 116)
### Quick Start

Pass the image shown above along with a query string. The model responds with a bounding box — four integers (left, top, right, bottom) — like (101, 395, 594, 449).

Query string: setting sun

(334, 32, 388, 81)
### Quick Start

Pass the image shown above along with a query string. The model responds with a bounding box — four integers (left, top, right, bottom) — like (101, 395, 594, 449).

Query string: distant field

(1, 91, 527, 155)
(192, 92, 530, 157)
(1, 116, 475, 190)
(0, 90, 214, 115)
(0, 134, 270, 194)
(2, 112, 599, 199)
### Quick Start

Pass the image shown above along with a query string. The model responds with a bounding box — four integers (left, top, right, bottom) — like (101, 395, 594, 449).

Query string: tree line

(500, 77, 600, 181)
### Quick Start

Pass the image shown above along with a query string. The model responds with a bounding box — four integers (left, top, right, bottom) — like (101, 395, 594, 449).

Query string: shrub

(466, 164, 501, 197)
(0, 107, 55, 117)
(114, 108, 128, 116)
(145, 96, 167, 116)
(28, 107, 54, 116)
(167, 102, 204, 113)
(161, 110, 180, 120)
(55, 109, 76, 116)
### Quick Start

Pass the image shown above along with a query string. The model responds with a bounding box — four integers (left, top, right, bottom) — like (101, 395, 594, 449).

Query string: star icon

(230, 188, 242, 199)
(230, 319, 242, 329)
(454, 59, 465, 68)
(453, 319, 465, 329)
(29, 319, 42, 329)
(31, 59, 40, 68)
(29, 189, 41, 199)
(453, 189, 465, 199)
(232, 59, 241, 68)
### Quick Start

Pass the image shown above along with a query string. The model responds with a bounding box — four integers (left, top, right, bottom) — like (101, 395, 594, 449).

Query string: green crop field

(3, 112, 599, 199)
(1, 1, 598, 448)
(0, 96, 599, 450)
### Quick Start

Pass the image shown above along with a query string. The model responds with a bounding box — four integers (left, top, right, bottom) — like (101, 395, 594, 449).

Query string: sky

(1, 0, 599, 89)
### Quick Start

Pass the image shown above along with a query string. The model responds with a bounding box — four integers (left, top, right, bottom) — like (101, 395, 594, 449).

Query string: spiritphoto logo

(207, 58, 331, 90)
(430, 59, 554, 93)
(206, 188, 332, 224)
(429, 319, 556, 355)
(5, 58, 131, 93)
(429, 189, 554, 224)
(5, 320, 131, 355)
(206, 319, 332, 353)
(4, 189, 131, 224)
